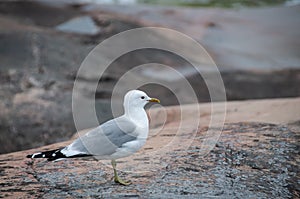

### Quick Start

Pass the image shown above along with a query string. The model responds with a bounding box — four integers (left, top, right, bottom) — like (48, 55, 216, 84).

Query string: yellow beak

(148, 98, 160, 103)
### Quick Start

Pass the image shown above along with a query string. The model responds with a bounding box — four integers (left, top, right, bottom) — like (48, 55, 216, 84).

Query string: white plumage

(27, 90, 160, 185)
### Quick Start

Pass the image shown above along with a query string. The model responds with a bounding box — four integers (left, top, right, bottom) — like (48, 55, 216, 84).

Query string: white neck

(124, 106, 149, 128)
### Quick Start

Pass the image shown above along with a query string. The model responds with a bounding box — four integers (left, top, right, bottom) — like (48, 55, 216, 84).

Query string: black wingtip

(26, 148, 92, 161)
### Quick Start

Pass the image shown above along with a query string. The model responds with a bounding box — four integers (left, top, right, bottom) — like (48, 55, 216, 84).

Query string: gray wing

(65, 117, 137, 156)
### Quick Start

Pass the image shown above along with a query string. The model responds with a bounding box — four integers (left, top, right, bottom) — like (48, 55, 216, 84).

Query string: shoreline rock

(0, 109, 299, 197)
(0, 1, 299, 156)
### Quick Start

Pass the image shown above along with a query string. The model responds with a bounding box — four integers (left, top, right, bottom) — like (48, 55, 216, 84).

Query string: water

(56, 16, 100, 35)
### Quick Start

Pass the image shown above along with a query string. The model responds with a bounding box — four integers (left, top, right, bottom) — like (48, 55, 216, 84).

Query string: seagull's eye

(141, 96, 145, 99)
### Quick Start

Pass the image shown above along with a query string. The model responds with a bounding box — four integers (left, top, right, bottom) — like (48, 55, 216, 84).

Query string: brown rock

(0, 98, 299, 198)
(0, 1, 299, 161)
(0, 121, 299, 198)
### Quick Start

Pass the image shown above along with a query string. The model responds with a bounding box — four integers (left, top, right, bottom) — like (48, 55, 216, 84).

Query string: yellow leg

(111, 160, 131, 186)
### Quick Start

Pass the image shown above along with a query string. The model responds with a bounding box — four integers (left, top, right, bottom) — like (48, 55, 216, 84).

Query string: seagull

(27, 90, 160, 185)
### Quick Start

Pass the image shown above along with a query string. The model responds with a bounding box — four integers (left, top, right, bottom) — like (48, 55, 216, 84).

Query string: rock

(0, 1, 81, 27)
(0, 4, 299, 198)
(148, 97, 300, 129)
(0, 119, 299, 198)
(0, 1, 299, 156)
(87, 4, 300, 71)
(1, 97, 300, 197)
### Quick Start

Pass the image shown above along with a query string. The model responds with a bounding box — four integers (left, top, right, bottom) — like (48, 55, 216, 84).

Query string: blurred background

(0, 0, 299, 154)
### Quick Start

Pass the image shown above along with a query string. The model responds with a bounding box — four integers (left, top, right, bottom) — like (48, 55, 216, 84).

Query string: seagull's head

(124, 90, 160, 109)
